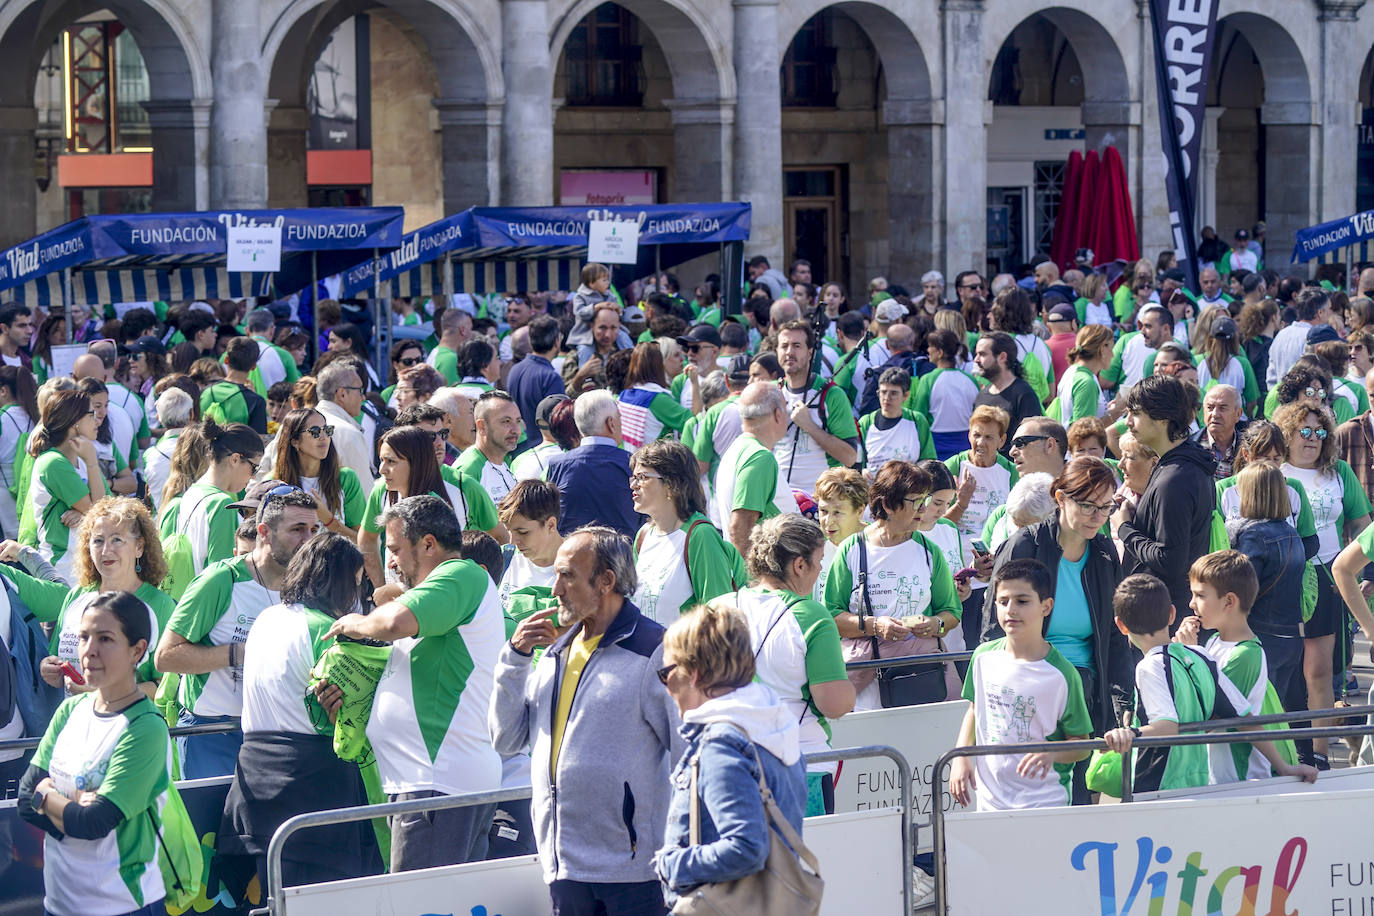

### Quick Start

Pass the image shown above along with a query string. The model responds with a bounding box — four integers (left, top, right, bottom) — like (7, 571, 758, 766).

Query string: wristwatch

(936, 617, 946, 637)
(31, 786, 47, 814)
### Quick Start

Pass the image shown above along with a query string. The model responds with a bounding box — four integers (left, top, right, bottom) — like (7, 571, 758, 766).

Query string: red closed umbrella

(1091, 146, 1139, 265)
(1051, 150, 1084, 272)
(1071, 150, 1102, 267)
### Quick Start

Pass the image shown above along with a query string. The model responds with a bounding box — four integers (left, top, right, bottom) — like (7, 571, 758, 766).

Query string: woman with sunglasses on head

(19, 389, 106, 583)
(359, 425, 469, 588)
(823, 461, 962, 711)
(157, 419, 264, 577)
(1275, 401, 1370, 770)
(17, 591, 174, 916)
(629, 440, 746, 627)
(980, 457, 1132, 800)
(271, 407, 365, 540)
(1265, 356, 1340, 423)
(0, 497, 172, 699)
(381, 340, 426, 409)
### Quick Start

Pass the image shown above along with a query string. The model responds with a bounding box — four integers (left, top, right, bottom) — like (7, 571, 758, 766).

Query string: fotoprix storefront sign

(944, 788, 1374, 915)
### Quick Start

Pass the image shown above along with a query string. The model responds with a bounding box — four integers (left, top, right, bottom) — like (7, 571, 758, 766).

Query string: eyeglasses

(1011, 434, 1050, 450)
(1073, 498, 1115, 517)
(303, 424, 335, 440)
(340, 384, 365, 394)
(629, 473, 663, 486)
(397, 356, 423, 367)
(1298, 426, 1329, 441)
(426, 427, 452, 441)
(256, 484, 305, 525)
(1303, 387, 1328, 401)
(902, 495, 927, 509)
(960, 283, 985, 291)
(656, 663, 677, 685)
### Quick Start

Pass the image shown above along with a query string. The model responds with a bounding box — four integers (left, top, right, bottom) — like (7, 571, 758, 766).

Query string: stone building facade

(2, 0, 1372, 293)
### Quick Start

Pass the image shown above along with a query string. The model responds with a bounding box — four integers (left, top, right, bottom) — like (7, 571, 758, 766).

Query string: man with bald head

(1336, 366, 1374, 501)
(1008, 416, 1067, 477)
(714, 381, 798, 556)
(70, 353, 105, 381)
(1357, 268, 1374, 301)
(1196, 384, 1246, 478)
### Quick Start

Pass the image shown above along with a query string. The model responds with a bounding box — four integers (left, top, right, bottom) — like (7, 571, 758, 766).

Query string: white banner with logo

(280, 807, 907, 916)
(945, 787, 1374, 915)
(828, 700, 969, 849)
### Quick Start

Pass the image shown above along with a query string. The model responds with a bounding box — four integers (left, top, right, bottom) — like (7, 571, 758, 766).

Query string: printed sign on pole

(226, 225, 283, 272)
(587, 220, 639, 264)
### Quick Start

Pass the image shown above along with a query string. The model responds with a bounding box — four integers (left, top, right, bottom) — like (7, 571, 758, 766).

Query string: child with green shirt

(1103, 572, 1316, 792)
(951, 558, 1093, 811)
(1174, 551, 1302, 781)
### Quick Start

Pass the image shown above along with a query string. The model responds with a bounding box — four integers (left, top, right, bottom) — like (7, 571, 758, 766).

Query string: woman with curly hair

(0, 496, 172, 697)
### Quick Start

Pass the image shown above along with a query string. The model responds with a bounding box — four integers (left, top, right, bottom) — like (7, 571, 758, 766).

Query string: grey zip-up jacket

(489, 598, 683, 884)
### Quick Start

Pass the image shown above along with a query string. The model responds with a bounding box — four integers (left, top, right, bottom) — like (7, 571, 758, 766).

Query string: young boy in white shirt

(1103, 572, 1316, 793)
(1174, 550, 1303, 781)
(950, 558, 1092, 810)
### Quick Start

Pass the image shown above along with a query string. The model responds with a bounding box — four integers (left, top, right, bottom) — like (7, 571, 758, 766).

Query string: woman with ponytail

(0, 365, 37, 537)
(18, 390, 105, 582)
(158, 419, 263, 575)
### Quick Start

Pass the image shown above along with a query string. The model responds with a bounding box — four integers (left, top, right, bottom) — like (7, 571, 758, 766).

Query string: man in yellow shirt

(491, 526, 681, 914)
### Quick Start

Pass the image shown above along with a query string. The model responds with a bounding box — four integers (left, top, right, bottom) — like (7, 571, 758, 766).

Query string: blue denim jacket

(1231, 518, 1305, 639)
(653, 685, 807, 905)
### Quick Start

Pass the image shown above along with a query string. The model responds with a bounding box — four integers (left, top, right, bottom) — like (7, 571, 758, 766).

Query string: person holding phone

(914, 460, 988, 653)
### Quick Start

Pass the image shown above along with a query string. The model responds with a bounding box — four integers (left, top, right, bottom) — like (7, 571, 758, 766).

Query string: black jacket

(981, 518, 1135, 731)
(1119, 437, 1216, 617)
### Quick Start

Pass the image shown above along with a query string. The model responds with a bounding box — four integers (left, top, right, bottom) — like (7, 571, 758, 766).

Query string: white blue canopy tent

(334, 203, 751, 356)
(0, 208, 406, 365)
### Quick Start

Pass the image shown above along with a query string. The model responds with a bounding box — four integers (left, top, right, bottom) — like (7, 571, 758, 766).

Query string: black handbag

(856, 534, 952, 708)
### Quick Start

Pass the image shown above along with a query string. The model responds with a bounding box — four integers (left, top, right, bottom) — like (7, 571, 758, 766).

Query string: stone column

(732, 0, 783, 264)
(209, 0, 267, 208)
(1197, 107, 1221, 234)
(500, 0, 553, 205)
(666, 98, 734, 202)
(265, 103, 308, 209)
(940, 0, 986, 276)
(1261, 102, 1318, 273)
(435, 99, 502, 209)
(144, 98, 211, 212)
(1318, 1, 1365, 224)
(1134, 0, 1172, 260)
(1080, 100, 1137, 185)
(884, 98, 941, 275)
(0, 107, 36, 247)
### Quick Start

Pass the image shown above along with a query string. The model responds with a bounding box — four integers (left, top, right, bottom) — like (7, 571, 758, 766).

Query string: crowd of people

(3, 249, 1373, 915)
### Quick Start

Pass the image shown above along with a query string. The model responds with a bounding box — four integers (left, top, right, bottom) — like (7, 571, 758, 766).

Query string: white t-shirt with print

(1281, 463, 1351, 563)
(632, 525, 695, 626)
(498, 549, 555, 609)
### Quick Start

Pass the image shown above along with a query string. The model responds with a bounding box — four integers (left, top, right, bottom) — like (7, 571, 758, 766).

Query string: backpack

(858, 351, 917, 417)
(635, 518, 744, 592)
(161, 491, 212, 601)
(783, 375, 850, 479)
(0, 578, 62, 736)
(138, 712, 205, 910)
(201, 382, 247, 426)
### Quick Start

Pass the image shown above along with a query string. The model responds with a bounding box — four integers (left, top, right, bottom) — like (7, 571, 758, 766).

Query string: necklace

(95, 687, 142, 715)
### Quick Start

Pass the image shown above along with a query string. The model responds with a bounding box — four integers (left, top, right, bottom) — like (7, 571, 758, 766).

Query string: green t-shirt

(1214, 474, 1316, 539)
(20, 450, 104, 574)
(1055, 364, 1101, 426)
(776, 375, 859, 489)
(740, 585, 847, 743)
(158, 481, 239, 576)
(428, 345, 460, 385)
(631, 512, 747, 620)
(691, 395, 739, 479)
(362, 465, 499, 574)
(822, 529, 961, 622)
(33, 694, 170, 913)
(717, 433, 787, 518)
(858, 409, 936, 471)
(199, 380, 253, 427)
(165, 556, 279, 716)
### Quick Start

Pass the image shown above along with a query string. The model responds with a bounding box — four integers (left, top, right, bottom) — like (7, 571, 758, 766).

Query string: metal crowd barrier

(264, 744, 914, 916)
(0, 718, 241, 753)
(928, 704, 1374, 916)
(844, 650, 973, 671)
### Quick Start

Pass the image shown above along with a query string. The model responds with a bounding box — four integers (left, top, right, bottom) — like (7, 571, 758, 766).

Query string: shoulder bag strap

(753, 591, 803, 661)
(688, 753, 702, 847)
(747, 743, 822, 874)
(857, 532, 881, 659)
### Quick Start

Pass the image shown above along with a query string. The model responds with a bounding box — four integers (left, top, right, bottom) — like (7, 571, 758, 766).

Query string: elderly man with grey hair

(315, 361, 376, 489)
(715, 381, 798, 555)
(1196, 383, 1247, 478)
(490, 524, 680, 914)
(545, 390, 641, 538)
(920, 269, 945, 315)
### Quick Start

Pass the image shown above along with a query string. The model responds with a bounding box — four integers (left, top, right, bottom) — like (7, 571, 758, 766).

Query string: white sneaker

(912, 867, 937, 910)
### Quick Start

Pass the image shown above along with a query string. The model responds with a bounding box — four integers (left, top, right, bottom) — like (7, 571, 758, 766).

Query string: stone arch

(262, 0, 502, 212)
(776, 0, 933, 103)
(1212, 11, 1314, 272)
(548, 0, 734, 103)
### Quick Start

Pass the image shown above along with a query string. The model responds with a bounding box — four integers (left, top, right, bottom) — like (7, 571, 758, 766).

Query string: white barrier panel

(829, 701, 968, 845)
(280, 808, 907, 916)
(945, 787, 1374, 916)
(1135, 763, 1374, 802)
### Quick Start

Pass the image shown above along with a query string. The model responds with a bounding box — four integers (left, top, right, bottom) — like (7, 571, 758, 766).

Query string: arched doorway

(548, 0, 734, 209)
(1206, 13, 1313, 272)
(777, 1, 934, 290)
(985, 7, 1132, 277)
(264, 0, 500, 224)
(0, 0, 208, 245)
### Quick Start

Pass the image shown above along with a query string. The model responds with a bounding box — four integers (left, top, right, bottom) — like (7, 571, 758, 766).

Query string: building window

(1033, 160, 1066, 258)
(564, 4, 644, 107)
(781, 12, 837, 108)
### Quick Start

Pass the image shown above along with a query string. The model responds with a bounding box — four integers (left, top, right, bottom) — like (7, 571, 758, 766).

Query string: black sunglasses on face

(656, 663, 677, 685)
(304, 424, 335, 439)
(1011, 434, 1050, 450)
(397, 356, 423, 367)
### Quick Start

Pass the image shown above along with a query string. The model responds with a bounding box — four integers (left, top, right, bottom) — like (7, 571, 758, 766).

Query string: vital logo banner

(1148, 0, 1219, 291)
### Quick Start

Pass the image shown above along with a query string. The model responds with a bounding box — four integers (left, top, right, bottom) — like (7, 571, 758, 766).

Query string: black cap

(676, 324, 722, 348)
(725, 354, 752, 384)
(1047, 303, 1077, 323)
(1212, 316, 1238, 340)
(535, 394, 569, 429)
(125, 335, 166, 356)
(1307, 323, 1342, 345)
(1235, 228, 1250, 241)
